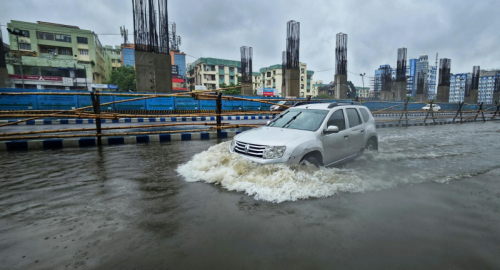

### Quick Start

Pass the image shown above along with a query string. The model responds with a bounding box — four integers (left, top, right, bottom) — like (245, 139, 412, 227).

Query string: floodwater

(1, 122, 500, 269)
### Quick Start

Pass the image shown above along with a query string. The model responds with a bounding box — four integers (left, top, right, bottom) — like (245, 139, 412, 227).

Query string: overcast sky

(1, 0, 499, 87)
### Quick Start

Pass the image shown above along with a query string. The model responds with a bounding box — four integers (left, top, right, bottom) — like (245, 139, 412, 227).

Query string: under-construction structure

(392, 48, 407, 101)
(494, 75, 500, 103)
(416, 70, 428, 102)
(281, 51, 286, 89)
(284, 20, 300, 97)
(0, 28, 8, 87)
(240, 46, 253, 95)
(132, 0, 172, 93)
(467, 66, 480, 103)
(334, 33, 348, 99)
(436, 58, 451, 102)
(379, 65, 393, 100)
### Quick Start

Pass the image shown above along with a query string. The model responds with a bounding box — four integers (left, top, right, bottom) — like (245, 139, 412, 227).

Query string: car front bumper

(228, 145, 300, 165)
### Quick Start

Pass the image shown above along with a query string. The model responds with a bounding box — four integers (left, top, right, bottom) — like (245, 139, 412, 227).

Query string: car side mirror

(325, 125, 339, 133)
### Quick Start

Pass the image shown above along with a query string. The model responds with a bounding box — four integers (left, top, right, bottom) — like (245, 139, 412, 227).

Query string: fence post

(474, 102, 485, 122)
(398, 97, 409, 126)
(453, 102, 464, 123)
(424, 100, 436, 124)
(490, 101, 499, 120)
(216, 92, 222, 137)
(90, 90, 102, 146)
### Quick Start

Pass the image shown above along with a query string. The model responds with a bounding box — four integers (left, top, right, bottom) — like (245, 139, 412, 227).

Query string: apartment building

(5, 20, 113, 90)
(187, 58, 242, 91)
(258, 63, 315, 97)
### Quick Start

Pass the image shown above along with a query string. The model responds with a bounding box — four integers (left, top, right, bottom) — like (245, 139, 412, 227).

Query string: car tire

(365, 139, 378, 151)
(300, 155, 320, 168)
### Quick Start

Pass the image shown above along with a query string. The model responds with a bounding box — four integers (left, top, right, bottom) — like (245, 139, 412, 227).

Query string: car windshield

(269, 109, 329, 131)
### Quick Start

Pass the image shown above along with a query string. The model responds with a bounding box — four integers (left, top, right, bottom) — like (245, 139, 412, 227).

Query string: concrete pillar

(334, 74, 347, 100)
(436, 86, 450, 103)
(470, 89, 478, 104)
(416, 94, 428, 103)
(135, 51, 173, 93)
(393, 82, 406, 101)
(0, 68, 8, 88)
(285, 69, 300, 97)
(240, 82, 253, 96)
(493, 92, 500, 104)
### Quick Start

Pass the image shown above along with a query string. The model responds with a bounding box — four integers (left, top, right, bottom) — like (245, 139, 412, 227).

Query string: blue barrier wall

(0, 95, 38, 110)
(146, 97, 175, 111)
(0, 88, 489, 113)
(78, 95, 114, 111)
(175, 97, 199, 111)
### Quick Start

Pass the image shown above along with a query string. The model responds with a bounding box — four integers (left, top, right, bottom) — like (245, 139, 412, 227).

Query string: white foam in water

(176, 142, 391, 203)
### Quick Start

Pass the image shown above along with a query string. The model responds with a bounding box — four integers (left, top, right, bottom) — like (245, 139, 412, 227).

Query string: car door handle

(360, 130, 365, 133)
(344, 135, 349, 139)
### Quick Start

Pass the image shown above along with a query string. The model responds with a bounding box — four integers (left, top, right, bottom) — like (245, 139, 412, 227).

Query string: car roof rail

(327, 101, 362, 108)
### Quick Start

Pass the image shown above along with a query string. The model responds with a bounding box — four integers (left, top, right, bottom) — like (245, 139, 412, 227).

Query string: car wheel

(365, 139, 378, 151)
(300, 155, 320, 168)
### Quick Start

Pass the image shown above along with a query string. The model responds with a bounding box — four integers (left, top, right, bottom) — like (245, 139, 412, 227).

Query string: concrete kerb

(0, 114, 277, 125)
(1, 118, 498, 151)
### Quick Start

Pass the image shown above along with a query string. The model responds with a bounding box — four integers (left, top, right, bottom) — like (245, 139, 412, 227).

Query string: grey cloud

(1, 0, 499, 87)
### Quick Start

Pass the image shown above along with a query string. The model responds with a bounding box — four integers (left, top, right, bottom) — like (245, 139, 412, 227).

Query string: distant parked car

(270, 101, 296, 111)
(422, 104, 441, 111)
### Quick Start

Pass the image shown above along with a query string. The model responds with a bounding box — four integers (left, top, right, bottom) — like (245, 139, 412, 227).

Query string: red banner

(263, 91, 274, 96)
(172, 78, 184, 83)
(173, 87, 188, 91)
(9, 75, 63, 81)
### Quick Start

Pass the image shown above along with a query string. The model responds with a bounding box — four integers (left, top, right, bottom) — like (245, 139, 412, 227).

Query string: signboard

(172, 78, 184, 83)
(195, 85, 207, 91)
(257, 88, 264, 96)
(173, 87, 188, 91)
(62, 77, 73, 86)
(90, 84, 118, 89)
(263, 88, 275, 97)
(172, 65, 179, 75)
(9, 74, 62, 81)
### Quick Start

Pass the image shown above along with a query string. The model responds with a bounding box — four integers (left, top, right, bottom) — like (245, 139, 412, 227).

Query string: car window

(269, 109, 329, 131)
(359, 108, 371, 122)
(326, 109, 346, 131)
(346, 108, 362, 128)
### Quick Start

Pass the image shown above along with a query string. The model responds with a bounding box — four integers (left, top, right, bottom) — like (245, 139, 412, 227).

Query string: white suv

(229, 102, 378, 167)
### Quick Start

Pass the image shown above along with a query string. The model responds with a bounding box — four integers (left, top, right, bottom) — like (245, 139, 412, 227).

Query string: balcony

(219, 69, 225, 75)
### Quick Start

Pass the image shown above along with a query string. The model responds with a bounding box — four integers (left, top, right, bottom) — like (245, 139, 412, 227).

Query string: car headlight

(230, 139, 236, 151)
(263, 146, 286, 159)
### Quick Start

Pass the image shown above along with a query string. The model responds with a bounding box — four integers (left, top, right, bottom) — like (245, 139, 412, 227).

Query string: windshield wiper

(283, 112, 302, 128)
(269, 111, 289, 126)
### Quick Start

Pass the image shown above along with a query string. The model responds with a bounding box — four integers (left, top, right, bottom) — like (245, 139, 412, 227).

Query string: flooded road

(1, 122, 500, 269)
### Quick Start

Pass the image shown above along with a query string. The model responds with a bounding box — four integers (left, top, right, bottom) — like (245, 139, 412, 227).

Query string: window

(219, 75, 224, 81)
(14, 65, 39, 75)
(41, 67, 61, 76)
(346, 108, 362, 128)
(360, 108, 371, 122)
(301, 84, 304, 89)
(18, 30, 30, 37)
(267, 72, 271, 77)
(77, 37, 88, 44)
(79, 49, 89, 55)
(229, 67, 234, 72)
(230, 76, 234, 80)
(273, 70, 276, 75)
(112, 59, 115, 63)
(112, 67, 116, 71)
(237, 68, 241, 73)
(59, 48, 72, 55)
(327, 110, 346, 131)
(301, 77, 304, 81)
(19, 43, 31, 50)
(219, 65, 224, 71)
(37, 31, 54, 40)
(40, 46, 57, 54)
(301, 68, 305, 74)
(55, 34, 71, 42)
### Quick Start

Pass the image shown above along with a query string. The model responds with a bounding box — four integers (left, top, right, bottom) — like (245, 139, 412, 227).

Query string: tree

(220, 82, 241, 95)
(106, 66, 136, 92)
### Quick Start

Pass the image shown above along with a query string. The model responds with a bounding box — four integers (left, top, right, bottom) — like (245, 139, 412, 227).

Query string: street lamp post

(7, 28, 25, 89)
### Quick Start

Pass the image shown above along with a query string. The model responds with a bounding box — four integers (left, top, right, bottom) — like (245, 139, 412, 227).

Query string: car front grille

(234, 141, 266, 158)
